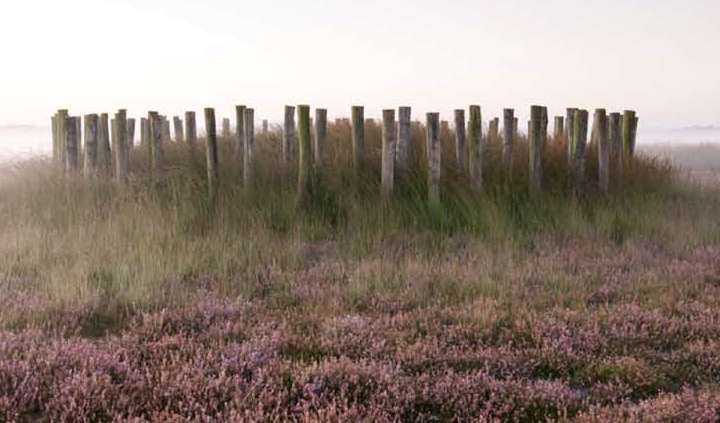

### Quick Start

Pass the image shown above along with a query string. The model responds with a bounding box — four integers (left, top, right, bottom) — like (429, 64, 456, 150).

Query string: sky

(1, 0, 719, 129)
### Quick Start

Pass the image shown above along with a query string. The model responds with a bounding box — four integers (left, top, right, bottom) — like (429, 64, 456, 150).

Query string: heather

(1, 122, 720, 421)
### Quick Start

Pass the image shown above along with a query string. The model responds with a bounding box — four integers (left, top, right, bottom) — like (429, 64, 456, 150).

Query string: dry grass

(1, 121, 720, 421)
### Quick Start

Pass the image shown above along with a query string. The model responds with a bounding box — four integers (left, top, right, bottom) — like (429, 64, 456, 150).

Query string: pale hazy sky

(1, 0, 719, 128)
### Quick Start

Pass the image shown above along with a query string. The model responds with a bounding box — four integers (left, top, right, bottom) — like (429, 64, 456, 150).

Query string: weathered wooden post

(51, 113, 58, 164)
(631, 116, 639, 157)
(262, 119, 269, 134)
(502, 109, 514, 175)
(283, 105, 296, 164)
(454, 109, 467, 172)
(126, 118, 135, 165)
(113, 110, 128, 182)
(163, 117, 171, 142)
(396, 106, 411, 179)
(351, 106, 364, 170)
(468, 105, 483, 189)
(609, 113, 622, 169)
(572, 109, 589, 191)
(566, 108, 577, 163)
(185, 112, 197, 146)
(554, 116, 565, 139)
(314, 108, 327, 167)
(64, 116, 79, 176)
(149, 112, 164, 180)
(55, 110, 69, 168)
(297, 105, 312, 200)
(488, 118, 499, 143)
(83, 114, 99, 180)
(205, 108, 220, 201)
(173, 116, 184, 142)
(244, 108, 255, 189)
(98, 113, 111, 173)
(235, 105, 246, 168)
(426, 112, 441, 204)
(513, 117, 519, 140)
(381, 109, 396, 194)
(75, 117, 82, 165)
(140, 118, 149, 147)
(540, 107, 548, 148)
(621, 110, 636, 168)
(222, 118, 231, 139)
(595, 109, 609, 192)
(529, 106, 543, 190)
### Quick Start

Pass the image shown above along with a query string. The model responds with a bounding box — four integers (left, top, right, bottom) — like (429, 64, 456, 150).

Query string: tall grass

(0, 119, 712, 334)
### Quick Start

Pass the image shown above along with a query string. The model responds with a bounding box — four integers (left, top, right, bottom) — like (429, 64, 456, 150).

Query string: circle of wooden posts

(51, 104, 638, 202)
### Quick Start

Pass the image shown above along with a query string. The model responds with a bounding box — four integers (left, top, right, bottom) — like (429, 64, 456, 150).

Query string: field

(1, 123, 720, 422)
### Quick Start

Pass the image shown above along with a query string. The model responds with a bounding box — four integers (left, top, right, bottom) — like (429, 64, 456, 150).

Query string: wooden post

(56, 110, 69, 168)
(595, 109, 609, 192)
(297, 105, 312, 199)
(235, 105, 246, 168)
(554, 116, 564, 139)
(454, 109, 467, 172)
(396, 106, 411, 179)
(149, 112, 164, 180)
(113, 110, 128, 182)
(283, 105, 295, 164)
(244, 108, 255, 189)
(83, 114, 99, 180)
(140, 118, 149, 147)
(64, 116, 79, 176)
(572, 109, 589, 191)
(621, 110, 636, 167)
(222, 118, 231, 139)
(75, 117, 82, 165)
(173, 116, 184, 142)
(381, 109, 396, 194)
(468, 105, 483, 189)
(502, 109, 514, 174)
(540, 107, 548, 148)
(314, 108, 327, 167)
(126, 118, 135, 167)
(262, 119, 268, 134)
(513, 117, 519, 140)
(163, 117, 171, 142)
(566, 108, 577, 162)
(205, 109, 220, 201)
(51, 113, 58, 164)
(185, 111, 197, 146)
(529, 106, 543, 190)
(609, 113, 622, 168)
(426, 112, 441, 204)
(351, 106, 364, 170)
(631, 116, 639, 157)
(98, 113, 111, 174)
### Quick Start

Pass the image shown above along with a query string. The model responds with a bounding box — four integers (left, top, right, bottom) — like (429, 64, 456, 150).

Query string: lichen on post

(621, 110, 637, 168)
(284, 106, 296, 164)
(351, 106, 365, 171)
(83, 114, 99, 180)
(64, 116, 79, 176)
(426, 112, 441, 204)
(381, 109, 396, 194)
(529, 106, 543, 190)
(296, 105, 312, 201)
(502, 109, 515, 176)
(396, 107, 412, 179)
(113, 110, 128, 182)
(595, 109, 609, 192)
(314, 108, 327, 168)
(185, 112, 197, 146)
(454, 109, 467, 173)
(468, 105, 483, 190)
(572, 109, 589, 192)
(244, 108, 255, 190)
(235, 105, 246, 170)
